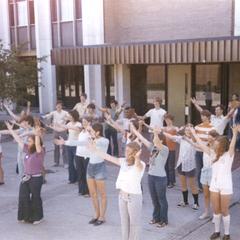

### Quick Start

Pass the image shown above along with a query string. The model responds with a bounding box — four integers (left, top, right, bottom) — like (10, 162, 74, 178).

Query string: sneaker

(167, 184, 174, 189)
(192, 204, 199, 210)
(156, 221, 168, 228)
(222, 235, 231, 240)
(177, 201, 189, 207)
(199, 212, 210, 220)
(210, 232, 220, 239)
(149, 219, 159, 225)
(89, 218, 98, 224)
(32, 219, 43, 225)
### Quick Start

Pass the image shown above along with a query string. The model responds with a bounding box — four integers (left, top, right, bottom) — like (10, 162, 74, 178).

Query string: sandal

(94, 220, 105, 226)
(149, 219, 159, 225)
(89, 218, 98, 224)
(156, 222, 168, 228)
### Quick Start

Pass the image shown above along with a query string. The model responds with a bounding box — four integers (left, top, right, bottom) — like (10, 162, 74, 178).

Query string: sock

(213, 214, 222, 233)
(192, 194, 199, 205)
(182, 190, 188, 204)
(222, 215, 230, 235)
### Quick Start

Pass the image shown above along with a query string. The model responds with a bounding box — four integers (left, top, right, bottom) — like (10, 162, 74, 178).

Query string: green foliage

(0, 40, 45, 102)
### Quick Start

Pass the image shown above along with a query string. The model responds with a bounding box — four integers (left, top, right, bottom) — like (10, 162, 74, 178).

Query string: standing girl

(5, 122, 45, 224)
(163, 124, 199, 210)
(130, 124, 169, 228)
(88, 140, 145, 240)
(209, 125, 240, 240)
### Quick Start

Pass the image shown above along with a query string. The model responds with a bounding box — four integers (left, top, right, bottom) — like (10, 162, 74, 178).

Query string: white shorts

(209, 185, 233, 195)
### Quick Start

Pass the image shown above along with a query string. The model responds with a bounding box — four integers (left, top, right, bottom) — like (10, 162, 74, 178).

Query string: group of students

(0, 92, 240, 240)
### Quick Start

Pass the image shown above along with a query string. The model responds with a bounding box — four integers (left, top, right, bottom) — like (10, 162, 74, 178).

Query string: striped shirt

(195, 122, 215, 144)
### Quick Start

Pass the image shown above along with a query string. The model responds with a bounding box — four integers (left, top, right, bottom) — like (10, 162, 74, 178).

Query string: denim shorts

(200, 167, 212, 186)
(87, 162, 107, 180)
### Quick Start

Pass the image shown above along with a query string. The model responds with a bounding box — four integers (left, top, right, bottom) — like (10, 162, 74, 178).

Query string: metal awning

(51, 36, 240, 65)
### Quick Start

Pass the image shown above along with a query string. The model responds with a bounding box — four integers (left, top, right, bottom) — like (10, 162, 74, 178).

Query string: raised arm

(88, 141, 121, 166)
(26, 101, 31, 115)
(229, 125, 240, 157)
(189, 127, 211, 154)
(34, 127, 42, 153)
(191, 97, 203, 113)
(3, 104, 21, 122)
(5, 121, 24, 149)
(134, 149, 144, 171)
(130, 122, 152, 149)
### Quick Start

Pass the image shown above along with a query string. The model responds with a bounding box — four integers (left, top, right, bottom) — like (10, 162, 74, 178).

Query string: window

(75, 0, 82, 19)
(29, 0, 35, 24)
(50, 0, 57, 22)
(195, 64, 221, 110)
(146, 65, 166, 107)
(17, 0, 28, 26)
(60, 0, 73, 22)
(9, 4, 15, 26)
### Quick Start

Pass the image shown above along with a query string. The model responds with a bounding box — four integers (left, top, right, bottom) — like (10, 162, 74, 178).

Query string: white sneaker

(33, 219, 43, 225)
(192, 204, 199, 210)
(199, 212, 209, 220)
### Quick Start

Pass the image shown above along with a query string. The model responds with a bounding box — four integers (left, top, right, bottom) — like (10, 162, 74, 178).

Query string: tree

(0, 40, 45, 104)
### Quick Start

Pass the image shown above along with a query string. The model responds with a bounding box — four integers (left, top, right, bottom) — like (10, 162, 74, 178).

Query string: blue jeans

(195, 151, 203, 190)
(66, 146, 77, 183)
(148, 175, 168, 223)
(165, 150, 176, 185)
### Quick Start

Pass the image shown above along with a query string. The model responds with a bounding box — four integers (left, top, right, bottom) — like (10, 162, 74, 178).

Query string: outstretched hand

(5, 121, 14, 131)
(231, 124, 240, 135)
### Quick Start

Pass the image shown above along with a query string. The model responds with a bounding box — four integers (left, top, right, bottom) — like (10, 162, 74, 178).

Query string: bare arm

(191, 97, 203, 113)
(130, 123, 152, 149)
(134, 150, 144, 171)
(35, 128, 42, 153)
(26, 101, 31, 115)
(228, 125, 240, 157)
(5, 121, 24, 149)
(189, 127, 211, 154)
(3, 104, 20, 122)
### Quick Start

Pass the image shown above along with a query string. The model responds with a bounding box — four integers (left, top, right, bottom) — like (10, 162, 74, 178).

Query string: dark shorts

(177, 164, 196, 177)
(87, 162, 107, 180)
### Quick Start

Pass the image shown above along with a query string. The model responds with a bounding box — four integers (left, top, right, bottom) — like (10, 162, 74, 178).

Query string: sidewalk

(0, 133, 239, 240)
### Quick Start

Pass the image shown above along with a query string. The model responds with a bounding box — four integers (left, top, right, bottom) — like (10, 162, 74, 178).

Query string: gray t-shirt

(148, 145, 169, 177)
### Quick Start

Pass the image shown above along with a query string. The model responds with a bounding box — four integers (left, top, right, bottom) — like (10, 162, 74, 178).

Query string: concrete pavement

(0, 133, 240, 240)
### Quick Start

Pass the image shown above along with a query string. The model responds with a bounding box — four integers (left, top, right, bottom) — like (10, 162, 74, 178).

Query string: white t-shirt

(174, 136, 196, 172)
(76, 131, 91, 158)
(116, 158, 146, 194)
(203, 149, 216, 169)
(145, 108, 166, 129)
(73, 102, 88, 118)
(89, 137, 109, 164)
(45, 110, 68, 125)
(67, 121, 82, 142)
(211, 115, 229, 135)
(210, 152, 234, 190)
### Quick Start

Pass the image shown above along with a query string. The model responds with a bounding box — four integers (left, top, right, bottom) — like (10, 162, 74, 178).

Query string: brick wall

(104, 0, 233, 44)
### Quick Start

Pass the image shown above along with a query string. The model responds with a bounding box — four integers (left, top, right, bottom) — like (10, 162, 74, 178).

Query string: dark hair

(201, 110, 211, 119)
(92, 123, 103, 137)
(214, 136, 229, 162)
(154, 97, 162, 104)
(81, 93, 87, 99)
(69, 110, 79, 122)
(56, 100, 63, 106)
(28, 135, 43, 154)
(87, 103, 96, 110)
(110, 99, 118, 105)
(20, 115, 34, 127)
(215, 104, 224, 111)
(208, 130, 219, 138)
(164, 113, 174, 121)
